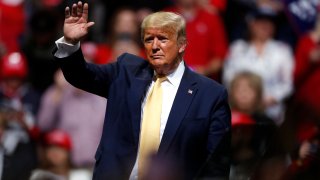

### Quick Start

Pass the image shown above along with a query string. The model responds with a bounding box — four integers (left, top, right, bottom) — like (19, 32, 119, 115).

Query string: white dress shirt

(54, 37, 185, 180)
(55, 37, 81, 58)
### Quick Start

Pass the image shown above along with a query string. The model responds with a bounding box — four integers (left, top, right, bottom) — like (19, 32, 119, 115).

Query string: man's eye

(144, 39, 153, 43)
(159, 37, 168, 42)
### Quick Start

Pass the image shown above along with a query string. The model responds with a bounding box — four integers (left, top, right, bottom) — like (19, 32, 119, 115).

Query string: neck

(251, 39, 268, 54)
(154, 59, 182, 77)
(252, 36, 268, 44)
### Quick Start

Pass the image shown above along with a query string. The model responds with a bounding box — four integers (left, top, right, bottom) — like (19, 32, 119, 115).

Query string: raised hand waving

(63, 1, 94, 45)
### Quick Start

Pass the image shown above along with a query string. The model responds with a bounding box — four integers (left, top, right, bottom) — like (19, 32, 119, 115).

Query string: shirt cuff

(54, 37, 80, 58)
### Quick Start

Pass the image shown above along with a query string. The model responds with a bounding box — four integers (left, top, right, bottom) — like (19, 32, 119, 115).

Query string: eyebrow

(144, 33, 169, 39)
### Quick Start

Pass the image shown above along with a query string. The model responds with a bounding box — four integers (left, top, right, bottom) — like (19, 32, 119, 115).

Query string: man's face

(143, 27, 186, 76)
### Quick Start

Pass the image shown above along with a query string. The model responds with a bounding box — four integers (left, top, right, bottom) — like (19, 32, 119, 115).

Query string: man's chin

(151, 64, 168, 75)
(150, 58, 164, 63)
(149, 59, 165, 68)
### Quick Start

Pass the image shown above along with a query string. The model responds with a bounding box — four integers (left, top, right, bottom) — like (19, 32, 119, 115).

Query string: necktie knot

(156, 76, 167, 83)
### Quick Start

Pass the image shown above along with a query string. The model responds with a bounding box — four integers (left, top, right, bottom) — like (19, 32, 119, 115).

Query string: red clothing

(294, 34, 320, 112)
(0, 2, 25, 52)
(165, 7, 228, 71)
(95, 44, 112, 64)
(210, 0, 226, 12)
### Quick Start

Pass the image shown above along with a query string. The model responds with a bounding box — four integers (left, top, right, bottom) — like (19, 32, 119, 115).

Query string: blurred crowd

(0, 0, 319, 179)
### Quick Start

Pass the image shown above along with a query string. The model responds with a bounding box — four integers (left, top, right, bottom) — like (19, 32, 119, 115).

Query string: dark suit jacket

(54, 49, 231, 180)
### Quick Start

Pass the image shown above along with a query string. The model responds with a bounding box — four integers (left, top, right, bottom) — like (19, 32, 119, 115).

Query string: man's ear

(178, 42, 187, 53)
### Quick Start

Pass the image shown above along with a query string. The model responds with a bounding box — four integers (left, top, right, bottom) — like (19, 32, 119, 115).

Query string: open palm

(63, 2, 94, 44)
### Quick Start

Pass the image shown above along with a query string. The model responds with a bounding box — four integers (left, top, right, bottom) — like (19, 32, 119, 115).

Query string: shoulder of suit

(115, 53, 151, 75)
(188, 69, 225, 91)
(116, 53, 148, 66)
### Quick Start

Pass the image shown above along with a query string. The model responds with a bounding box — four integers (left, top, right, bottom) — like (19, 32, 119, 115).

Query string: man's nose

(152, 38, 160, 50)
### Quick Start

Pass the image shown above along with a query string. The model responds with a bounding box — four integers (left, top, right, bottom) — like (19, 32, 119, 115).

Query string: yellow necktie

(138, 76, 166, 178)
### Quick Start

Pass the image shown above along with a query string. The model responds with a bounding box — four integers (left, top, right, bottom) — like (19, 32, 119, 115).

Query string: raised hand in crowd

(63, 1, 94, 44)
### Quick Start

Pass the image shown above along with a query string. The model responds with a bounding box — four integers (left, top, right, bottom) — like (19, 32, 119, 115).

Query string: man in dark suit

(53, 2, 231, 179)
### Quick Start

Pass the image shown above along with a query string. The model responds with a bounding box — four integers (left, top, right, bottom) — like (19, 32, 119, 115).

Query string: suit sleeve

(197, 88, 231, 179)
(53, 47, 119, 98)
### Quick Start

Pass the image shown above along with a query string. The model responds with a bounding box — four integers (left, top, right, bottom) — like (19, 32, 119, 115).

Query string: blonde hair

(141, 12, 186, 44)
(229, 71, 264, 111)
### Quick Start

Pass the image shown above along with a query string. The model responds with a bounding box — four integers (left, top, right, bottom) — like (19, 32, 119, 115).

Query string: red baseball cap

(44, 130, 72, 151)
(1, 52, 28, 79)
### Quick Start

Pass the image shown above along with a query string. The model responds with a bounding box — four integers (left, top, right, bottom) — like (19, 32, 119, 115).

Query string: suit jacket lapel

(158, 67, 198, 154)
(127, 65, 153, 145)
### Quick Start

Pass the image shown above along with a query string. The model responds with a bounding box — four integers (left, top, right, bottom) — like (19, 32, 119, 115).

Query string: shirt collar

(165, 60, 185, 87)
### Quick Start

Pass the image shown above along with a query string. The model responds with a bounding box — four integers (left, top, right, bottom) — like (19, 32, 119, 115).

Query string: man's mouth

(151, 55, 163, 60)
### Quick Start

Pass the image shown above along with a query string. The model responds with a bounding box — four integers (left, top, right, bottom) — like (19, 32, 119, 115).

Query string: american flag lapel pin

(188, 89, 193, 94)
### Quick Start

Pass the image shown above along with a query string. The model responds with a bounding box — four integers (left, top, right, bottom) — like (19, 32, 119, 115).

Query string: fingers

(77, 1, 83, 17)
(86, 22, 95, 29)
(71, 3, 77, 17)
(82, 2, 89, 21)
(68, 1, 89, 19)
(65, 6, 70, 18)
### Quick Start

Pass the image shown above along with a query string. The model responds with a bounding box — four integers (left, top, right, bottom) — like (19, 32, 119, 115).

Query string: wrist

(63, 36, 79, 45)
